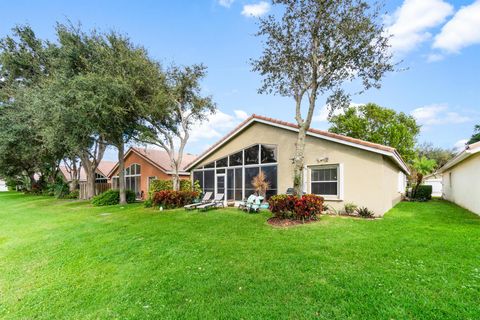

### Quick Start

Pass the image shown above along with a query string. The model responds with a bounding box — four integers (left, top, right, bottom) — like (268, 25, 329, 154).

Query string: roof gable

(185, 114, 409, 174)
(439, 141, 480, 173)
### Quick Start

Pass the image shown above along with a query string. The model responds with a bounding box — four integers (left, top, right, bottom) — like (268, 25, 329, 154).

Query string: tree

(328, 103, 420, 163)
(416, 142, 456, 169)
(467, 125, 480, 145)
(143, 64, 215, 191)
(252, 0, 394, 195)
(412, 156, 436, 197)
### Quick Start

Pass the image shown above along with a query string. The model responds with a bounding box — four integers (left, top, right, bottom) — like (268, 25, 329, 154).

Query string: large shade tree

(142, 64, 215, 191)
(328, 103, 420, 163)
(252, 0, 394, 195)
(467, 125, 480, 145)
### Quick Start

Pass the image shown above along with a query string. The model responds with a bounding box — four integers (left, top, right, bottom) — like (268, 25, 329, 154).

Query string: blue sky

(1, 0, 479, 160)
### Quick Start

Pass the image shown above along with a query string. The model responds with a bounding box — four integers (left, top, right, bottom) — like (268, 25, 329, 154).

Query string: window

(125, 164, 142, 199)
(234, 168, 243, 200)
(261, 165, 277, 199)
(244, 145, 259, 165)
(95, 172, 108, 183)
(227, 169, 234, 201)
(193, 171, 203, 188)
(204, 170, 215, 194)
(261, 145, 277, 164)
(244, 167, 260, 197)
(204, 161, 215, 168)
(229, 151, 243, 166)
(311, 165, 339, 197)
(449, 172, 452, 188)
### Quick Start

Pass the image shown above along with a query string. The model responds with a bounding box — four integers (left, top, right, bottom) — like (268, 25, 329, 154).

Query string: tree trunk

(83, 162, 96, 199)
(28, 172, 36, 191)
(172, 164, 180, 191)
(293, 125, 307, 196)
(118, 142, 127, 204)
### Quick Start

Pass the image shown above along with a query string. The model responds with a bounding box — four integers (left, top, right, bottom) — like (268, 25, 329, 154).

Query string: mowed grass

(0, 192, 479, 319)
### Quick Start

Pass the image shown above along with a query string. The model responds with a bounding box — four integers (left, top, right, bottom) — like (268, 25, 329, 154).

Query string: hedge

(414, 185, 432, 201)
(148, 179, 202, 199)
(152, 190, 199, 209)
(92, 190, 136, 206)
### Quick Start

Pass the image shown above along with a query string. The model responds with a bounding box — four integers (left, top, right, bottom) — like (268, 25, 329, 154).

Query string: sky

(1, 0, 479, 161)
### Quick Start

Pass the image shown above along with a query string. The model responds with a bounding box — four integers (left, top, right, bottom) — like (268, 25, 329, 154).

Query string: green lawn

(0, 192, 479, 319)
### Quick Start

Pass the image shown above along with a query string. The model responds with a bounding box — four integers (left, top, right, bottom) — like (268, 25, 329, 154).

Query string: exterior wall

(194, 122, 405, 216)
(442, 153, 480, 214)
(0, 179, 7, 192)
(111, 152, 171, 199)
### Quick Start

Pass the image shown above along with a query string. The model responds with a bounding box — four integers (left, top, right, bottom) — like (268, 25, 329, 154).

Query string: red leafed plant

(153, 190, 199, 209)
(268, 194, 323, 221)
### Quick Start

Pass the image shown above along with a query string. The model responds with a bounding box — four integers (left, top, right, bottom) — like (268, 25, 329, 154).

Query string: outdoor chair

(245, 195, 264, 213)
(184, 192, 212, 210)
(197, 193, 224, 211)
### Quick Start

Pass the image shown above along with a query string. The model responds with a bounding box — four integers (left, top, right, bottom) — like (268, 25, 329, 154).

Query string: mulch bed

(267, 217, 319, 227)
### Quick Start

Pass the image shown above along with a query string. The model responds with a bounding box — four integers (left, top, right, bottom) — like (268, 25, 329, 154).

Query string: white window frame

(309, 164, 344, 201)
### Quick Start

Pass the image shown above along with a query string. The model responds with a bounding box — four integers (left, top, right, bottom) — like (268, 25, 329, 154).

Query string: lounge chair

(184, 192, 213, 210)
(245, 195, 264, 213)
(197, 193, 224, 211)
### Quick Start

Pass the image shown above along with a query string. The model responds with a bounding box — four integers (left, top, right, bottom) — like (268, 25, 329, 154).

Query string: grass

(0, 192, 479, 319)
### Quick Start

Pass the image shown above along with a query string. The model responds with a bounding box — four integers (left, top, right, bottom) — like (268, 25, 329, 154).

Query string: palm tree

(412, 156, 436, 197)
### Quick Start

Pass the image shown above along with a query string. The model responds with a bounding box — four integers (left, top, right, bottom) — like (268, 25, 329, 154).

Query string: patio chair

(184, 192, 213, 210)
(245, 195, 264, 213)
(197, 193, 224, 211)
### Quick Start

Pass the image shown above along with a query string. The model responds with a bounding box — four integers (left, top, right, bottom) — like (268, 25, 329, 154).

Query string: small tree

(412, 156, 436, 197)
(252, 0, 394, 195)
(143, 64, 215, 191)
(252, 171, 270, 198)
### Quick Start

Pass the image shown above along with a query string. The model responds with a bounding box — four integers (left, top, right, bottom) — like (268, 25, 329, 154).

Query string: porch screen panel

(234, 168, 242, 200)
(203, 170, 215, 195)
(193, 171, 203, 189)
(261, 165, 277, 199)
(227, 169, 234, 201)
(244, 167, 260, 197)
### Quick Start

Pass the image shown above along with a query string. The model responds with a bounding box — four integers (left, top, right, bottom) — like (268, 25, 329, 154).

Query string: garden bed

(267, 217, 319, 227)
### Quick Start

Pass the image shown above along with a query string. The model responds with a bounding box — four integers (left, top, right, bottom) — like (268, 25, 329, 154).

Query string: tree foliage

(251, 0, 394, 195)
(416, 142, 456, 170)
(328, 103, 420, 163)
(467, 125, 480, 145)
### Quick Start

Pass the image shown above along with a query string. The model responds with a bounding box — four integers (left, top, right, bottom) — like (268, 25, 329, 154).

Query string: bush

(148, 179, 195, 199)
(355, 207, 374, 218)
(413, 185, 432, 201)
(92, 190, 136, 206)
(268, 194, 296, 219)
(344, 202, 358, 214)
(152, 190, 199, 209)
(268, 194, 323, 221)
(293, 194, 324, 221)
(64, 190, 79, 199)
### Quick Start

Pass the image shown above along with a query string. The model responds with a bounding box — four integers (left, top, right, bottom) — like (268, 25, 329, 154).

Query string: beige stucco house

(185, 115, 409, 216)
(439, 141, 480, 215)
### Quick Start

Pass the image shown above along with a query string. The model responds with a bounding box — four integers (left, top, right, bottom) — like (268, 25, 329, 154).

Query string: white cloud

(411, 104, 470, 126)
(218, 0, 234, 8)
(313, 103, 364, 123)
(241, 1, 270, 18)
(454, 139, 468, 152)
(433, 0, 480, 53)
(385, 0, 453, 55)
(188, 110, 243, 143)
(426, 53, 445, 62)
(234, 109, 249, 120)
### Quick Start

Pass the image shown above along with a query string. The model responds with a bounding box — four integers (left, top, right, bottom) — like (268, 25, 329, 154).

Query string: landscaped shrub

(268, 194, 296, 219)
(64, 190, 79, 199)
(152, 190, 199, 209)
(268, 194, 323, 221)
(148, 179, 196, 199)
(355, 207, 374, 218)
(91, 190, 136, 206)
(344, 202, 358, 214)
(413, 185, 432, 201)
(293, 194, 324, 221)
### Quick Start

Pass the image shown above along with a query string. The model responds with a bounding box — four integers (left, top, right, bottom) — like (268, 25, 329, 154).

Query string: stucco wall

(442, 153, 480, 214)
(195, 122, 404, 216)
(111, 152, 172, 199)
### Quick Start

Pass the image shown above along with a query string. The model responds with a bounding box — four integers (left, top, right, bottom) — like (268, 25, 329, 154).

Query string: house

(185, 115, 410, 216)
(438, 141, 480, 214)
(423, 173, 443, 197)
(59, 160, 117, 185)
(0, 178, 7, 192)
(107, 147, 196, 199)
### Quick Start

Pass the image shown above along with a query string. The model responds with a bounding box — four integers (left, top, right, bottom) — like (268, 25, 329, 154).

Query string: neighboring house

(0, 178, 7, 192)
(59, 160, 117, 185)
(438, 141, 480, 215)
(186, 115, 409, 216)
(423, 173, 443, 197)
(107, 147, 196, 199)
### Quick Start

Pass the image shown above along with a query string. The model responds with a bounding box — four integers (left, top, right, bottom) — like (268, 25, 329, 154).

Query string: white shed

(0, 179, 7, 192)
(423, 173, 442, 197)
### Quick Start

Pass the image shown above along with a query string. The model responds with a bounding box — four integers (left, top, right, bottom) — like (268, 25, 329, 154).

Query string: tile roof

(186, 114, 405, 170)
(60, 160, 116, 182)
(132, 147, 197, 172)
